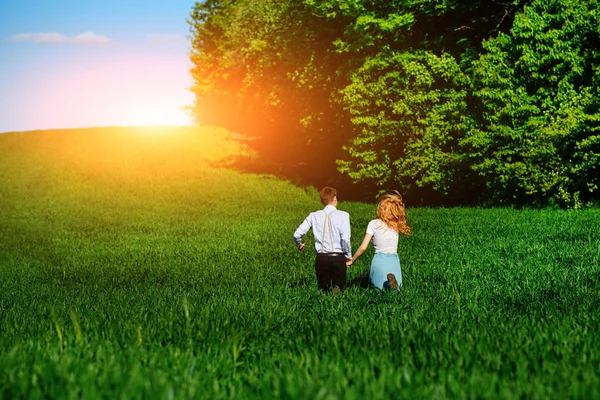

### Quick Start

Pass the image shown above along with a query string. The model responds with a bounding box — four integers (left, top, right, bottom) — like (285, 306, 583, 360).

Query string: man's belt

(317, 252, 345, 257)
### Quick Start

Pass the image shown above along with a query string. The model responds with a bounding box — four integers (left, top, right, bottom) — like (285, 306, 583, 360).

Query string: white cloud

(8, 31, 110, 45)
(9, 32, 69, 44)
(146, 34, 182, 45)
(71, 32, 110, 45)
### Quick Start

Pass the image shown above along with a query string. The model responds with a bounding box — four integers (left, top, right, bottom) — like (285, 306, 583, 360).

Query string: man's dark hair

(319, 187, 337, 206)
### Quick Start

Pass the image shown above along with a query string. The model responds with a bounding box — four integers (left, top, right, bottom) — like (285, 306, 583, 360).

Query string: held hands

(298, 243, 306, 251)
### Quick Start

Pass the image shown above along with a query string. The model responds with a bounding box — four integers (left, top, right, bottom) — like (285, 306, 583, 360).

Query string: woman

(346, 191, 412, 290)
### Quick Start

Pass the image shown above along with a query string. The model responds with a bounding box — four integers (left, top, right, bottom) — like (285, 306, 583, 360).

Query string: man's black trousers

(315, 253, 347, 292)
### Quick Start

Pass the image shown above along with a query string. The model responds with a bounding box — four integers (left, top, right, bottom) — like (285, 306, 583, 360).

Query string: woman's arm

(346, 233, 372, 266)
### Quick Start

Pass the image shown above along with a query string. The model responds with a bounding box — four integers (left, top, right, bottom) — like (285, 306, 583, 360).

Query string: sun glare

(129, 103, 191, 127)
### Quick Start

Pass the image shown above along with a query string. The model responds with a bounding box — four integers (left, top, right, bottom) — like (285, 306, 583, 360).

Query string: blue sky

(0, 0, 198, 132)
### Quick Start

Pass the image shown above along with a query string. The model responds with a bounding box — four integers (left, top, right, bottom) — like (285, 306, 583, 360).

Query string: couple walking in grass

(294, 187, 411, 294)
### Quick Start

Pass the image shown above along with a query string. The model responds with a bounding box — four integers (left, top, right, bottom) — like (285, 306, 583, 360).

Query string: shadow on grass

(347, 274, 371, 289)
(212, 149, 380, 203)
(290, 274, 370, 289)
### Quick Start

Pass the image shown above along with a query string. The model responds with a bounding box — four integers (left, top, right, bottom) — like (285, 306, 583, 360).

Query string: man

(293, 187, 352, 294)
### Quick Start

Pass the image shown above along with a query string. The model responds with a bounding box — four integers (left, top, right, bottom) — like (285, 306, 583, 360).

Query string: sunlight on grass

(0, 126, 244, 184)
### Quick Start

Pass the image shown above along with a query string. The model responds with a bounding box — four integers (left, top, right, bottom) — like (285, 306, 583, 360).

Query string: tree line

(188, 0, 600, 207)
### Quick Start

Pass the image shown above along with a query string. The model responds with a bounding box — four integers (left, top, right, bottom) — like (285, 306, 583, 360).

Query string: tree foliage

(188, 0, 352, 169)
(467, 0, 600, 207)
(338, 51, 472, 201)
(188, 0, 600, 207)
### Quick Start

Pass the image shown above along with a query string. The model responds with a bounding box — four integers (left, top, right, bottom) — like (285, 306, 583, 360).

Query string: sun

(128, 102, 191, 127)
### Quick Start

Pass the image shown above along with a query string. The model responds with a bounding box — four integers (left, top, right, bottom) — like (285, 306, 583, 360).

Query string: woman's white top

(366, 219, 399, 253)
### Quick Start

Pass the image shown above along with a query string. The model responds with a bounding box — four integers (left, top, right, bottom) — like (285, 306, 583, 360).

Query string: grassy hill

(1, 127, 599, 399)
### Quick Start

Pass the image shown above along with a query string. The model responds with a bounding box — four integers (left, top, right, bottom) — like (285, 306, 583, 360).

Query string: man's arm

(293, 215, 312, 250)
(340, 213, 352, 259)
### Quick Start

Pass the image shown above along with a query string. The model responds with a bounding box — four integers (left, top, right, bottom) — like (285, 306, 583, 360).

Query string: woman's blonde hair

(377, 191, 412, 236)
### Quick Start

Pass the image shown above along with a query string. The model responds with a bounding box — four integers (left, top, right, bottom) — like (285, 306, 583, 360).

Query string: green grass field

(1, 127, 599, 399)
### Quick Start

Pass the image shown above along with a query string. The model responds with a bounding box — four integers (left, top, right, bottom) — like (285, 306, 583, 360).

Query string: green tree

(467, 0, 600, 207)
(329, 0, 526, 203)
(188, 0, 600, 207)
(188, 0, 524, 202)
(188, 0, 353, 171)
(337, 51, 474, 204)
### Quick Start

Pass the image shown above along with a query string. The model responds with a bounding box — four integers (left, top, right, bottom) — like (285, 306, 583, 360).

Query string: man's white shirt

(293, 205, 352, 259)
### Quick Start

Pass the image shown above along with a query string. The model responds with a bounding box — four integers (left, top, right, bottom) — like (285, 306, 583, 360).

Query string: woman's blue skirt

(369, 253, 402, 290)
